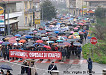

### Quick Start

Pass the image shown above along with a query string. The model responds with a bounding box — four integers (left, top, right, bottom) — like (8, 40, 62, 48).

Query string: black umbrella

(0, 64, 12, 70)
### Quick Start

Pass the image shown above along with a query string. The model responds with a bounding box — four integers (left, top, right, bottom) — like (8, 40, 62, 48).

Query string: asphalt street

(0, 57, 106, 75)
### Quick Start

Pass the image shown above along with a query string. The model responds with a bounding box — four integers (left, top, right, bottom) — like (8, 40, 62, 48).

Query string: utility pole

(3, 4, 6, 36)
(7, 8, 10, 35)
(42, 7, 43, 22)
(82, 0, 83, 17)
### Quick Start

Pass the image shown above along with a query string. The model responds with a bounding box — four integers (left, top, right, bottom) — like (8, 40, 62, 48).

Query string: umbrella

(25, 35, 33, 39)
(33, 43, 45, 46)
(36, 33, 41, 36)
(13, 43, 19, 46)
(58, 36, 67, 40)
(68, 35, 77, 39)
(42, 37, 49, 40)
(36, 40, 43, 43)
(44, 45, 51, 49)
(20, 36, 27, 40)
(78, 23, 84, 25)
(19, 39, 26, 43)
(34, 36, 41, 39)
(38, 30, 46, 34)
(76, 26, 80, 28)
(15, 38, 20, 41)
(79, 32, 84, 34)
(47, 41, 54, 43)
(2, 42, 10, 45)
(0, 41, 3, 44)
(63, 42, 71, 46)
(6, 35, 13, 37)
(15, 34, 21, 37)
(28, 32, 33, 35)
(73, 32, 79, 36)
(74, 27, 78, 30)
(50, 37, 58, 40)
(67, 39, 78, 42)
(70, 31, 74, 34)
(26, 44, 35, 48)
(76, 36, 80, 39)
(52, 43, 58, 45)
(41, 34, 46, 37)
(54, 31, 60, 34)
(0, 36, 5, 40)
(73, 42, 82, 46)
(0, 64, 12, 70)
(5, 37, 11, 40)
(33, 30, 37, 33)
(57, 43, 65, 47)
(56, 40, 63, 42)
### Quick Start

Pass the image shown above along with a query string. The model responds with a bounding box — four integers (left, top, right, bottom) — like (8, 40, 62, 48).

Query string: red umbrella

(44, 45, 51, 49)
(36, 40, 43, 43)
(76, 26, 80, 27)
(78, 23, 84, 25)
(74, 27, 78, 30)
(79, 32, 84, 34)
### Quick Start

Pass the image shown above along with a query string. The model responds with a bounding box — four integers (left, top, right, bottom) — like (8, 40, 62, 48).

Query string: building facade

(66, 0, 87, 16)
(0, 0, 22, 35)
(84, 0, 106, 10)
(16, 0, 34, 29)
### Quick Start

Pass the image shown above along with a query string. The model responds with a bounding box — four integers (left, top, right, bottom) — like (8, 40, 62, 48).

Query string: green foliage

(82, 42, 106, 64)
(95, 7, 106, 18)
(40, 0, 57, 21)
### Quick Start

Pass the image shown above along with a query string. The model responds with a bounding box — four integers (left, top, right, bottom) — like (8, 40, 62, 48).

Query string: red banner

(9, 50, 62, 59)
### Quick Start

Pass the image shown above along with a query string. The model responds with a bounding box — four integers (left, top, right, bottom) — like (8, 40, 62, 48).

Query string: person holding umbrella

(77, 45, 82, 59)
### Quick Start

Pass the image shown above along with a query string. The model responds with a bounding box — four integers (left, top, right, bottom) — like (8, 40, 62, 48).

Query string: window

(25, 17, 27, 25)
(30, 16, 32, 22)
(30, 2, 32, 9)
(25, 2, 27, 9)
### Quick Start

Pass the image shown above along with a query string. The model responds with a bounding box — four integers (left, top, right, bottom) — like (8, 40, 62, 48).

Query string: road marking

(41, 59, 48, 63)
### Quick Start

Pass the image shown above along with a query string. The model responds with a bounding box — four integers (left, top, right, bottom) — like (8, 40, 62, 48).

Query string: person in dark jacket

(48, 62, 57, 75)
(5, 70, 12, 75)
(77, 45, 82, 59)
(2, 46, 6, 60)
(87, 58, 92, 75)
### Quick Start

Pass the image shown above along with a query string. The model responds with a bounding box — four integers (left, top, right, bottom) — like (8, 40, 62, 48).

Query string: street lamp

(82, 0, 83, 17)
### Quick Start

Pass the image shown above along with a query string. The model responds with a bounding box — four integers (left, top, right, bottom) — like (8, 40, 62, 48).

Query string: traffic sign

(0, 6, 4, 14)
(35, 19, 40, 24)
(90, 37, 97, 45)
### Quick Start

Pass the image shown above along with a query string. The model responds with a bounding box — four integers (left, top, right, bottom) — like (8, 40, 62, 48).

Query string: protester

(77, 45, 82, 59)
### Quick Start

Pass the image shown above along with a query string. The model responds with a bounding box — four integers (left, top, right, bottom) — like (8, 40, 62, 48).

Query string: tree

(41, 0, 57, 21)
(93, 7, 106, 40)
(95, 7, 106, 18)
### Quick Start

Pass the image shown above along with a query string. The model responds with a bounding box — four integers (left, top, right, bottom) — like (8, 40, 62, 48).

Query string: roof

(6, 19, 19, 25)
(0, 0, 23, 3)
(33, 0, 40, 3)
(5, 12, 22, 19)
(84, 0, 106, 2)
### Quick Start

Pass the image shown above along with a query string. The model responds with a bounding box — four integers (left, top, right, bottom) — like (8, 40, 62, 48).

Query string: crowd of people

(0, 15, 90, 62)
